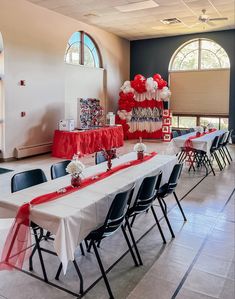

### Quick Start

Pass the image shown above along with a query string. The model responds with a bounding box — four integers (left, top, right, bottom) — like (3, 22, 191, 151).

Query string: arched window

(169, 38, 230, 71)
(65, 31, 102, 68)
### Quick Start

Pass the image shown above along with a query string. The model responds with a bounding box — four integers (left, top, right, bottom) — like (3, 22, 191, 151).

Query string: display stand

(162, 109, 172, 142)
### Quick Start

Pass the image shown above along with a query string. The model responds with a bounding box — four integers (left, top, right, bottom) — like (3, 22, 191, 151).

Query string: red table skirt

(52, 126, 124, 159)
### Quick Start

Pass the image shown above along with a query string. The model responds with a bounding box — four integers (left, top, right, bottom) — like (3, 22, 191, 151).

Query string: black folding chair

(172, 131, 179, 138)
(11, 168, 47, 193)
(50, 160, 71, 180)
(156, 164, 186, 238)
(126, 172, 166, 265)
(210, 135, 223, 171)
(223, 129, 233, 162)
(95, 151, 107, 164)
(56, 184, 138, 299)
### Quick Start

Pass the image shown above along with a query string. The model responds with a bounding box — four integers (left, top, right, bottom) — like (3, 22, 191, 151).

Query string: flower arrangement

(134, 138, 147, 160)
(207, 123, 214, 131)
(66, 159, 85, 177)
(195, 126, 204, 136)
(66, 156, 85, 187)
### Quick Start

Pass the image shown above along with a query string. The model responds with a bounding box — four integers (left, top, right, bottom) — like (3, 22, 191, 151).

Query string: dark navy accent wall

(130, 30, 235, 142)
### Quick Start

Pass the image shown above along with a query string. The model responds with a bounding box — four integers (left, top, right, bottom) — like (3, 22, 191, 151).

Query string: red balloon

(134, 74, 145, 81)
(153, 73, 162, 81)
(157, 79, 166, 89)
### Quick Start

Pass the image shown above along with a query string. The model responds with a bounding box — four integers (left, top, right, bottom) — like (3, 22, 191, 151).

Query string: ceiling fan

(198, 9, 228, 24)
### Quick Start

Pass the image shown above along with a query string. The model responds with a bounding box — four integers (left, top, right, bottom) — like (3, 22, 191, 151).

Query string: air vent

(161, 18, 182, 25)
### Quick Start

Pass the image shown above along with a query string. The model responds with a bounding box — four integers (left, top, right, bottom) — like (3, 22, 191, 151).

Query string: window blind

(169, 69, 230, 115)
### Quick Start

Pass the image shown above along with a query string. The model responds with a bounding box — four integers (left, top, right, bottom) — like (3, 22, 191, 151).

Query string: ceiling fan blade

(209, 17, 228, 21)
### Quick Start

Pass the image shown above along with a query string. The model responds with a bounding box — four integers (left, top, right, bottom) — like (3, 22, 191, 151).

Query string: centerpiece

(195, 126, 204, 137)
(207, 122, 214, 132)
(66, 155, 85, 187)
(134, 138, 147, 160)
(102, 149, 117, 171)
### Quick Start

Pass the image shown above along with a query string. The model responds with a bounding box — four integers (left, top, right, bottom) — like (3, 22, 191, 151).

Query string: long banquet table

(52, 125, 124, 159)
(170, 129, 226, 156)
(0, 152, 177, 272)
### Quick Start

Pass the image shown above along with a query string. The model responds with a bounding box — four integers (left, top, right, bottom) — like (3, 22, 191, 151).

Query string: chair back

(95, 151, 107, 165)
(223, 130, 232, 146)
(102, 185, 135, 237)
(180, 130, 187, 135)
(189, 128, 195, 132)
(226, 129, 233, 144)
(172, 131, 178, 138)
(210, 135, 220, 152)
(131, 173, 161, 215)
(218, 132, 227, 147)
(11, 169, 47, 193)
(51, 160, 71, 180)
(165, 163, 183, 195)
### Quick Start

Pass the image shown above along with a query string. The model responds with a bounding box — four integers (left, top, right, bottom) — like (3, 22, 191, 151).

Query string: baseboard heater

(15, 142, 52, 158)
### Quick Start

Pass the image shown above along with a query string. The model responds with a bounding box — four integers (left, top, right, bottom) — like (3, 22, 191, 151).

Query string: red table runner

(0, 152, 156, 271)
(184, 129, 217, 149)
(52, 126, 124, 159)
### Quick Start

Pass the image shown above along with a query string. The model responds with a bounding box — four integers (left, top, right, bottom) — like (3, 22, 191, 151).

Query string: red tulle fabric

(0, 152, 157, 271)
(52, 126, 124, 159)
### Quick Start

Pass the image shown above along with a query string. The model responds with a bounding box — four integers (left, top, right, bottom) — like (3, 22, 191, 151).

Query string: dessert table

(170, 129, 226, 156)
(52, 125, 124, 159)
(0, 152, 177, 272)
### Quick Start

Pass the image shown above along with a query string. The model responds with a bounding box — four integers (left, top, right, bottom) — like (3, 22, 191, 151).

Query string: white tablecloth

(169, 130, 226, 156)
(0, 152, 177, 272)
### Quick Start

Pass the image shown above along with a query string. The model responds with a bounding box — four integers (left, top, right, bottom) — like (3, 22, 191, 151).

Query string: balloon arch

(116, 74, 172, 140)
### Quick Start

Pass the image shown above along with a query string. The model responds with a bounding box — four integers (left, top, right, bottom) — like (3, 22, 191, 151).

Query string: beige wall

(0, 0, 130, 158)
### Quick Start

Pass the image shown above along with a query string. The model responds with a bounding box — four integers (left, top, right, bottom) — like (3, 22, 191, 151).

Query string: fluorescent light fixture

(115, 0, 159, 12)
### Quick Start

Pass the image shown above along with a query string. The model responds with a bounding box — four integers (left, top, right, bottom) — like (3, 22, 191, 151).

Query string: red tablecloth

(52, 126, 124, 159)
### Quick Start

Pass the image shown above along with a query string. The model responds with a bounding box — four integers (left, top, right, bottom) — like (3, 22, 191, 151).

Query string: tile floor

(0, 140, 234, 299)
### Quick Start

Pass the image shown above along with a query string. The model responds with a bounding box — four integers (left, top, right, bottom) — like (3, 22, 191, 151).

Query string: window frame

(65, 31, 103, 68)
(169, 38, 230, 72)
(172, 113, 229, 130)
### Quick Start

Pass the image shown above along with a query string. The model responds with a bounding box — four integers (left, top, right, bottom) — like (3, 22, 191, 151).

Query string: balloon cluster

(117, 73, 171, 137)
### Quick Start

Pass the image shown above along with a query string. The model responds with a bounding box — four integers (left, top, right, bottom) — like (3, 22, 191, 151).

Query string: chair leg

(73, 260, 84, 295)
(173, 192, 187, 221)
(32, 226, 48, 282)
(121, 225, 139, 267)
(80, 243, 85, 256)
(92, 240, 114, 299)
(44, 231, 51, 241)
(150, 206, 166, 244)
(225, 145, 233, 161)
(214, 152, 223, 171)
(222, 147, 230, 165)
(55, 260, 84, 295)
(157, 197, 175, 238)
(55, 262, 63, 280)
(125, 218, 143, 266)
(29, 245, 37, 271)
(130, 214, 137, 227)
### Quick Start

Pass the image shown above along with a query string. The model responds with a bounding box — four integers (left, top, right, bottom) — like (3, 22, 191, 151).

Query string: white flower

(134, 142, 147, 152)
(66, 160, 85, 175)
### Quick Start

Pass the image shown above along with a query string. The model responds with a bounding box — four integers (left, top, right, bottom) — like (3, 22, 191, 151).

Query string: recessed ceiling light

(115, 0, 159, 13)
